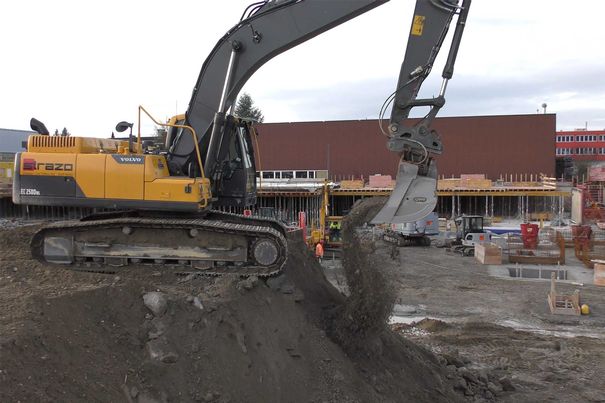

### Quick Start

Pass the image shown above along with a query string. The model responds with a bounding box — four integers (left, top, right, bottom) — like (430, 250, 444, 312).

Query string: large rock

(146, 337, 179, 363)
(143, 292, 168, 317)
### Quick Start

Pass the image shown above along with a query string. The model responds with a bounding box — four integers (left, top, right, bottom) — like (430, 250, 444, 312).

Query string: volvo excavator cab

(164, 115, 258, 208)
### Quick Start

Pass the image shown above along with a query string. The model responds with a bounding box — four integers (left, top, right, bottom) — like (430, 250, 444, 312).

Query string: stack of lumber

(368, 174, 394, 188)
(437, 174, 492, 190)
(340, 180, 365, 189)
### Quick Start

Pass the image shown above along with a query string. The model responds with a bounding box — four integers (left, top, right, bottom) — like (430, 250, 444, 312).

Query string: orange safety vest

(315, 242, 324, 258)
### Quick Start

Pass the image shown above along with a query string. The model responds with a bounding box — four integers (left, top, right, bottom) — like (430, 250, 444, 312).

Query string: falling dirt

(0, 211, 464, 403)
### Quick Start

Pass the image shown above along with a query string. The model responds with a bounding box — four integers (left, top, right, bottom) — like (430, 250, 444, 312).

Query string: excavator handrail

(137, 105, 206, 181)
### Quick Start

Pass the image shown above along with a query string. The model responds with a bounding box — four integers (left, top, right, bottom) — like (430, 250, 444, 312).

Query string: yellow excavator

(13, 0, 470, 276)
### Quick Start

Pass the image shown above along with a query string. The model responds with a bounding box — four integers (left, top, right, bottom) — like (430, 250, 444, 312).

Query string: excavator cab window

(465, 216, 484, 233)
(237, 127, 253, 171)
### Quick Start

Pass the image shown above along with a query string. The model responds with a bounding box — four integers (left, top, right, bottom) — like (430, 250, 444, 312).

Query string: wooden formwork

(547, 273, 581, 316)
(572, 226, 605, 268)
(474, 242, 502, 264)
(508, 230, 565, 265)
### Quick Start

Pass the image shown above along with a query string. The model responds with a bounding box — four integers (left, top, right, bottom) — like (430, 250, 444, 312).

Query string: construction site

(1, 1, 605, 402)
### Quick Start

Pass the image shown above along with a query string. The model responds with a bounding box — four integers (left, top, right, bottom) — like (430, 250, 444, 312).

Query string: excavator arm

(372, 0, 471, 224)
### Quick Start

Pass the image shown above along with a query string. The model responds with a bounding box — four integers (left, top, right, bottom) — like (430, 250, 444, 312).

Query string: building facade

(0, 128, 32, 162)
(256, 114, 556, 180)
(555, 129, 605, 161)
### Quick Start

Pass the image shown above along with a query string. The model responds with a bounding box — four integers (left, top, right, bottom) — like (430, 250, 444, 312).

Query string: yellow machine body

(14, 135, 211, 212)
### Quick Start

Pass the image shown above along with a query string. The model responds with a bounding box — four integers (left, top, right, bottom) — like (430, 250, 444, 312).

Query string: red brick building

(555, 129, 605, 161)
(256, 114, 556, 180)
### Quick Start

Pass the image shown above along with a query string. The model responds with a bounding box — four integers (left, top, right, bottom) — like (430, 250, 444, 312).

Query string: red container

(520, 223, 539, 249)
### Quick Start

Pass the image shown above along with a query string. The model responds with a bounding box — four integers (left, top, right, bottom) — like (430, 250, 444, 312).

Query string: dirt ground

(383, 242, 605, 403)
(323, 198, 605, 403)
(2, 198, 604, 402)
(1, 214, 463, 403)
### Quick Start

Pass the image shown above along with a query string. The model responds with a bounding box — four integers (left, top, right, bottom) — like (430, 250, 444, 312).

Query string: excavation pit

(508, 266, 568, 280)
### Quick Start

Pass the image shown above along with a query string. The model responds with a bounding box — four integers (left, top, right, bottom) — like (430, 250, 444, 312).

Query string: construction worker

(329, 219, 341, 242)
(315, 240, 324, 263)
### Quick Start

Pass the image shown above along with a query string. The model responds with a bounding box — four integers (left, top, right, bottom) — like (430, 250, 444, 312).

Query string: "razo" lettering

(36, 163, 74, 171)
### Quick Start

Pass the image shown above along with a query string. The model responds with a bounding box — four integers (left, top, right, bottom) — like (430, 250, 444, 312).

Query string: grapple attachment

(370, 158, 437, 225)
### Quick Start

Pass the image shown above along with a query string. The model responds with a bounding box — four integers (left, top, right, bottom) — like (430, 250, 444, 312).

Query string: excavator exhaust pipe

(371, 158, 438, 225)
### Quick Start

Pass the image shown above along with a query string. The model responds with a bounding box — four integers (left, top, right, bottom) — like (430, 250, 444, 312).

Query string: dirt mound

(0, 213, 461, 402)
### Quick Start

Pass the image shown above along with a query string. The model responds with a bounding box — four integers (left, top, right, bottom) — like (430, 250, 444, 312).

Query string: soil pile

(0, 210, 461, 402)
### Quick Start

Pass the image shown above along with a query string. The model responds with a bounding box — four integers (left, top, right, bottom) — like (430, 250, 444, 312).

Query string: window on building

(295, 171, 308, 178)
(281, 171, 293, 179)
(262, 172, 274, 179)
(309, 171, 315, 178)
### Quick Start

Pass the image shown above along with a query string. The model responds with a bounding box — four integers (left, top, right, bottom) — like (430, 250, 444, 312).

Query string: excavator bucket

(371, 158, 438, 225)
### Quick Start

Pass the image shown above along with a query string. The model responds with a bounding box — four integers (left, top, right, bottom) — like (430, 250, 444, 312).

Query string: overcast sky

(1, 0, 604, 137)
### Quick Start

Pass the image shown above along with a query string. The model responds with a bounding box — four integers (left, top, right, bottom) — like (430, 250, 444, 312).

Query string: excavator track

(383, 230, 431, 247)
(31, 211, 288, 277)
